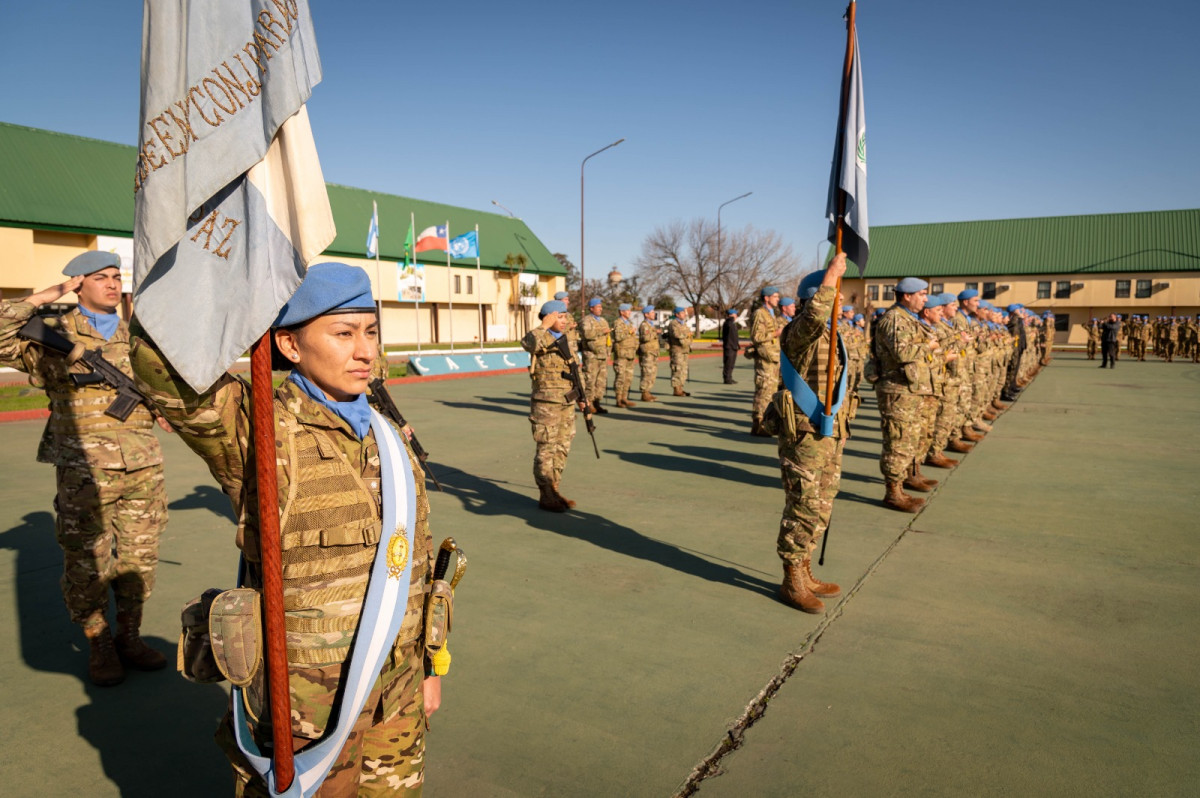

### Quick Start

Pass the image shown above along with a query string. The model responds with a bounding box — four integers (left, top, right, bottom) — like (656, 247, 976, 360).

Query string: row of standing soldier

(1085, 315, 1200, 363)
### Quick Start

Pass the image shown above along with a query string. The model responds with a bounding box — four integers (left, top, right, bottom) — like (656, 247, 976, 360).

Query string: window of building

(867, 285, 879, 301)
(882, 285, 895, 301)
(454, 275, 461, 294)
(1037, 281, 1050, 299)
(1135, 279, 1151, 298)
(982, 282, 996, 299)
(1115, 280, 1130, 298)
(965, 282, 978, 291)
(466, 275, 474, 294)
(1055, 281, 1071, 299)
(930, 283, 944, 295)
(1055, 315, 1069, 332)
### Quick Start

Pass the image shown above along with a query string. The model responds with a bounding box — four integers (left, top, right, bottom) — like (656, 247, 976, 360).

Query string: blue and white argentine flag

(365, 201, 379, 259)
(132, 0, 336, 392)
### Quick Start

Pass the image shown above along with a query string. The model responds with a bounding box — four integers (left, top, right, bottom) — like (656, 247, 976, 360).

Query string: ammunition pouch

(565, 387, 581, 404)
(423, 579, 454, 660)
(177, 587, 263, 688)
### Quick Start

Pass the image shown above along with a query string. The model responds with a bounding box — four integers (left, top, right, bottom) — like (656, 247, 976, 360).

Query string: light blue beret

(674, 306, 687, 313)
(63, 250, 121, 277)
(853, 313, 864, 322)
(957, 288, 979, 300)
(1043, 311, 1053, 317)
(924, 294, 946, 308)
(761, 285, 780, 297)
(939, 293, 957, 304)
(619, 303, 632, 312)
(874, 308, 886, 315)
(780, 297, 795, 307)
(1006, 304, 1022, 313)
(588, 297, 603, 307)
(841, 305, 853, 312)
(275, 263, 374, 327)
(797, 270, 824, 299)
(539, 300, 567, 317)
(554, 291, 569, 300)
(726, 308, 738, 315)
(895, 277, 928, 294)
(642, 305, 655, 314)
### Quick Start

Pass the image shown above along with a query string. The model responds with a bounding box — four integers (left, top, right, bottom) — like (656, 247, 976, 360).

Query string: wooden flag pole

(249, 333, 295, 791)
(825, 1, 857, 415)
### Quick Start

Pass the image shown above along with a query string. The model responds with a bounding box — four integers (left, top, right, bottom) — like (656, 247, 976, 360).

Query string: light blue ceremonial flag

(132, 0, 335, 392)
(447, 230, 479, 260)
(365, 201, 379, 259)
(825, 25, 868, 275)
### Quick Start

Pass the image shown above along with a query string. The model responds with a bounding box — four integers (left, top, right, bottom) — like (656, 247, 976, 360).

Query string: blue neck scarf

(287, 372, 372, 440)
(549, 329, 564, 340)
(79, 306, 119, 341)
(897, 305, 921, 321)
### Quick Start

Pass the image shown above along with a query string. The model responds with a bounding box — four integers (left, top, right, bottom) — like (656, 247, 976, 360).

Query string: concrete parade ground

(1, 351, 1197, 797)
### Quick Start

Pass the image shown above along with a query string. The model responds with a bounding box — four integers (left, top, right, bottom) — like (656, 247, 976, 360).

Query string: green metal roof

(0, 121, 564, 276)
(855, 209, 1200, 278)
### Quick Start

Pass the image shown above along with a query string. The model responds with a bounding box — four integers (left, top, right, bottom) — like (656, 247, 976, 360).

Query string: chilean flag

(414, 224, 448, 253)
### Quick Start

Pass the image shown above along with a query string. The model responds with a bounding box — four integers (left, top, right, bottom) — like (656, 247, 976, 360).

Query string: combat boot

(947, 438, 974, 454)
(641, 391, 657, 402)
(924, 452, 957, 469)
(991, 399, 1009, 411)
(115, 606, 167, 671)
(962, 428, 984, 442)
(982, 409, 998, 421)
(552, 483, 576, 509)
(802, 557, 841, 598)
(904, 472, 936, 492)
(622, 394, 637, 407)
(778, 561, 824, 614)
(592, 401, 608, 415)
(883, 481, 924, 513)
(85, 625, 125, 687)
(673, 387, 689, 397)
(537, 484, 567, 512)
(974, 420, 993, 432)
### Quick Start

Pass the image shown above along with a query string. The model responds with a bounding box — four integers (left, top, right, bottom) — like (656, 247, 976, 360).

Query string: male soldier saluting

(0, 252, 169, 685)
(637, 305, 661, 402)
(579, 297, 611, 414)
(666, 306, 694, 397)
(750, 286, 783, 435)
(521, 300, 589, 511)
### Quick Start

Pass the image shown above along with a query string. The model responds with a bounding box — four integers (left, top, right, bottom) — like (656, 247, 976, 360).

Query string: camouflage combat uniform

(579, 312, 611, 407)
(750, 306, 781, 426)
(520, 328, 579, 487)
(0, 300, 167, 637)
(874, 305, 934, 484)
(764, 285, 850, 562)
(611, 317, 639, 405)
(129, 335, 433, 797)
(637, 317, 660, 396)
(666, 317, 693, 392)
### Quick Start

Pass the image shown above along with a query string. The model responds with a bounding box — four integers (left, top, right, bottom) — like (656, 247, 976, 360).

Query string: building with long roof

(840, 209, 1200, 344)
(0, 121, 567, 344)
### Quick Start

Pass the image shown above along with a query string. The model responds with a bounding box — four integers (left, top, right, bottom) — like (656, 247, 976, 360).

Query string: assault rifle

(367, 378, 443, 491)
(18, 315, 148, 421)
(553, 334, 600, 458)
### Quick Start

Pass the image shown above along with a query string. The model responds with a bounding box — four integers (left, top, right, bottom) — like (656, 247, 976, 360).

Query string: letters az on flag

(132, 0, 335, 392)
(825, 27, 868, 275)
(414, 225, 448, 253)
(448, 231, 478, 259)
(365, 201, 379, 259)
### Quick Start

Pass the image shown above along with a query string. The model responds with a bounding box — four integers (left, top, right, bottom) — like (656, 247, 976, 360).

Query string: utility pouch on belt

(208, 588, 263, 687)
(178, 588, 223, 684)
(423, 580, 454, 660)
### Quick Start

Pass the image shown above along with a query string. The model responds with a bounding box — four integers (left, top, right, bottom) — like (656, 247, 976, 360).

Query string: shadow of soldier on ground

(440, 471, 778, 598)
(169, 484, 236, 522)
(0, 511, 230, 797)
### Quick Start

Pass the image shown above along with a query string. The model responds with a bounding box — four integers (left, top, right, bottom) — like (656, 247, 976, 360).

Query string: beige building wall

(844, 272, 1200, 345)
(0, 229, 564, 345)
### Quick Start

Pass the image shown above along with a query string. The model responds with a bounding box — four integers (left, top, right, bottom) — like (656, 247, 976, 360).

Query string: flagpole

(413, 211, 421, 354)
(249, 333, 295, 791)
(445, 219, 454, 352)
(373, 201, 383, 341)
(825, 1, 857, 416)
(475, 223, 483, 352)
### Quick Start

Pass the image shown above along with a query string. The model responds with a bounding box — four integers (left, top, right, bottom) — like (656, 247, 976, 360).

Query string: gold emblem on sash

(387, 527, 409, 580)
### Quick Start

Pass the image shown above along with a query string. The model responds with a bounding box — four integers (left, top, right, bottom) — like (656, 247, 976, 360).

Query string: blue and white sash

(780, 334, 849, 437)
(233, 408, 418, 797)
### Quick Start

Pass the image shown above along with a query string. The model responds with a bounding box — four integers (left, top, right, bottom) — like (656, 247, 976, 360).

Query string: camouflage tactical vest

(580, 314, 611, 356)
(523, 328, 574, 403)
(612, 318, 639, 359)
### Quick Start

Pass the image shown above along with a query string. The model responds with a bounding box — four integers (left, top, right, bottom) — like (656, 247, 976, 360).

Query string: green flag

(404, 223, 414, 264)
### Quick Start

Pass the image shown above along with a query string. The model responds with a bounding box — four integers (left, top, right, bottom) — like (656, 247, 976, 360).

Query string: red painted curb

(0, 408, 50, 423)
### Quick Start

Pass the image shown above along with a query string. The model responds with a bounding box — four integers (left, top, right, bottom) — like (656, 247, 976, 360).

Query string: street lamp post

(491, 200, 516, 218)
(717, 191, 752, 309)
(580, 138, 625, 309)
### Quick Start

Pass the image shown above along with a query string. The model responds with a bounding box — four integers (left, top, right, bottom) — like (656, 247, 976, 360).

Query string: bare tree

(635, 218, 801, 331)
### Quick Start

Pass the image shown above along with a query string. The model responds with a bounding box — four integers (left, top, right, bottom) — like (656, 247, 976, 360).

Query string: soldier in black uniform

(721, 308, 740, 384)
(1100, 313, 1121, 368)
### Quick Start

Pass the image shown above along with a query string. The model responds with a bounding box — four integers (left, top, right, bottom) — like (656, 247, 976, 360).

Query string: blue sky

(2, 0, 1197, 279)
